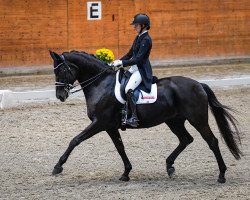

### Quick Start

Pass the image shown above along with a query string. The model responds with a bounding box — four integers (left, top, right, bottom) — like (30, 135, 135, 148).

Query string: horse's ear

(49, 50, 61, 61)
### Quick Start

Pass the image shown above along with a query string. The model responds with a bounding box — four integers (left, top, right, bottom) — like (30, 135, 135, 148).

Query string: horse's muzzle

(58, 96, 66, 102)
(56, 90, 68, 102)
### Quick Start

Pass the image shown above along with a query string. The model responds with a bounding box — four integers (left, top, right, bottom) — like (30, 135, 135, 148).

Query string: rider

(112, 13, 153, 127)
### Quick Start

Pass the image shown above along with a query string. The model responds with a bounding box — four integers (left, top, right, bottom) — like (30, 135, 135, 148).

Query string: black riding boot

(126, 89, 139, 127)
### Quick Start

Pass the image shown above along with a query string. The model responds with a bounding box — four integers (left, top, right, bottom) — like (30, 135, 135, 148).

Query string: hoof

(119, 175, 130, 182)
(217, 177, 226, 183)
(52, 165, 63, 176)
(167, 167, 175, 178)
(217, 173, 226, 183)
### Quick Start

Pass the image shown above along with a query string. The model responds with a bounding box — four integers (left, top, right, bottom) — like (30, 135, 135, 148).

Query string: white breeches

(125, 65, 142, 93)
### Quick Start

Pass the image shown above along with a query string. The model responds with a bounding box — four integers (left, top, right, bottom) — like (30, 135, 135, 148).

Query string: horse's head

(49, 50, 79, 102)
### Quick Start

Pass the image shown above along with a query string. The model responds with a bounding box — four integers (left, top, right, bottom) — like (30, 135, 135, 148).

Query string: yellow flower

(95, 48, 115, 63)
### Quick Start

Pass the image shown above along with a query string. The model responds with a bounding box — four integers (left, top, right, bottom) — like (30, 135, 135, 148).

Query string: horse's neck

(79, 72, 115, 104)
(67, 52, 115, 95)
(76, 64, 115, 95)
(77, 63, 111, 83)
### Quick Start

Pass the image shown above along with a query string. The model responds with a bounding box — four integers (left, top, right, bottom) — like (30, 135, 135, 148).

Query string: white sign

(87, 2, 102, 20)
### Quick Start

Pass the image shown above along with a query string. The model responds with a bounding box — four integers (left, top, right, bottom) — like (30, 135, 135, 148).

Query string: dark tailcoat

(121, 32, 153, 93)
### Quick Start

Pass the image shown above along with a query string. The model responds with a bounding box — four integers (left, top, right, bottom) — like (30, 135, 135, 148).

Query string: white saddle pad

(115, 70, 157, 104)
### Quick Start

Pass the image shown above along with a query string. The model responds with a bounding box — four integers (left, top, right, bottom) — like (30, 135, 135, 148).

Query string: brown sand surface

(0, 64, 249, 199)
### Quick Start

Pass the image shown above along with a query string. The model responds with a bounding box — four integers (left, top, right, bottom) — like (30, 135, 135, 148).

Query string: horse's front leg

(106, 129, 132, 181)
(52, 120, 102, 175)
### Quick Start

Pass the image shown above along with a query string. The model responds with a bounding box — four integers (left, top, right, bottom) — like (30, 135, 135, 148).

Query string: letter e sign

(87, 2, 102, 20)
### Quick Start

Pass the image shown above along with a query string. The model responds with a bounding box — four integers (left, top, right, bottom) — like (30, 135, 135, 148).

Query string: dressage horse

(49, 50, 242, 183)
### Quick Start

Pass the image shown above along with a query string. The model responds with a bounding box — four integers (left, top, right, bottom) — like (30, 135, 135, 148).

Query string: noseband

(54, 55, 79, 94)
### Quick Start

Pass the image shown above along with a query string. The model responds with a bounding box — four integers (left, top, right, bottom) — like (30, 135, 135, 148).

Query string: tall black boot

(126, 89, 139, 127)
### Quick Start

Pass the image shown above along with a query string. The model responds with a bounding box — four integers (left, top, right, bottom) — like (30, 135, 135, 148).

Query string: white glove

(112, 60, 123, 68)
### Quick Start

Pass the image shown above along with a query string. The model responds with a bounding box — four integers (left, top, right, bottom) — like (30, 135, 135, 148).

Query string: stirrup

(126, 117, 139, 127)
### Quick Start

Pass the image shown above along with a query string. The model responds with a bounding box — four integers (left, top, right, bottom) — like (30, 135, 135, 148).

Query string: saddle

(115, 68, 158, 104)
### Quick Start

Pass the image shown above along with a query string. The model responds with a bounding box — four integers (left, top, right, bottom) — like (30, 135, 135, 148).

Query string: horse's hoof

(167, 167, 175, 178)
(52, 165, 63, 176)
(119, 175, 130, 182)
(217, 177, 226, 183)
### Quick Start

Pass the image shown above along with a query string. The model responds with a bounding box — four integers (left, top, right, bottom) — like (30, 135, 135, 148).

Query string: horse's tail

(201, 83, 242, 160)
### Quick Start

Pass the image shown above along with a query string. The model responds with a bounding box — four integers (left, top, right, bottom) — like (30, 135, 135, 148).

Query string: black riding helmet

(130, 13, 150, 30)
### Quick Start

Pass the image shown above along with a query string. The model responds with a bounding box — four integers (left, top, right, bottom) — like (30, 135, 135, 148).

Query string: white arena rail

(1, 77, 250, 109)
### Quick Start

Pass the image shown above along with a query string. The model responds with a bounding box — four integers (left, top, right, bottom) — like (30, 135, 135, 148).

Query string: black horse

(49, 50, 242, 183)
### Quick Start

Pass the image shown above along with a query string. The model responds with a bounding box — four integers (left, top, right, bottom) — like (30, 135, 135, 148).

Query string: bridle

(54, 55, 112, 95)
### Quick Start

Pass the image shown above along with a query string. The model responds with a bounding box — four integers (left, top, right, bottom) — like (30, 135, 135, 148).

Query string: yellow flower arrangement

(95, 48, 115, 64)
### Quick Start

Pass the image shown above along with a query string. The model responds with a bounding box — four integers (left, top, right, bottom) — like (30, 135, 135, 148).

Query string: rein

(55, 60, 112, 95)
(69, 66, 111, 94)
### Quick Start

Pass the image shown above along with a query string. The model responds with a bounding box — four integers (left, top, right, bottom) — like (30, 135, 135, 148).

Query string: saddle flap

(119, 70, 132, 100)
(115, 70, 157, 104)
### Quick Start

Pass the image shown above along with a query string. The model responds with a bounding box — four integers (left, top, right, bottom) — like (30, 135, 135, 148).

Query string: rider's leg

(125, 71, 142, 93)
(126, 89, 138, 127)
(125, 71, 142, 127)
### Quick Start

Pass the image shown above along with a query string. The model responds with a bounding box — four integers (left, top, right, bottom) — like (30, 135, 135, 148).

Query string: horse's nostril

(57, 94, 65, 102)
(59, 97, 65, 102)
(56, 93, 65, 102)
(56, 91, 68, 102)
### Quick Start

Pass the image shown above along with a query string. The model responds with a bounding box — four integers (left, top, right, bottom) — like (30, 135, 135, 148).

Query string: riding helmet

(131, 13, 150, 30)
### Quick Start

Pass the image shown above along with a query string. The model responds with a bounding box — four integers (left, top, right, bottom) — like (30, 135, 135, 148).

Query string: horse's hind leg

(165, 119, 194, 177)
(191, 122, 227, 183)
(106, 129, 132, 181)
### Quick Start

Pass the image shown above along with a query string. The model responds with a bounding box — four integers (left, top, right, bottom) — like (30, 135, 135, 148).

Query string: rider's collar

(139, 31, 148, 37)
